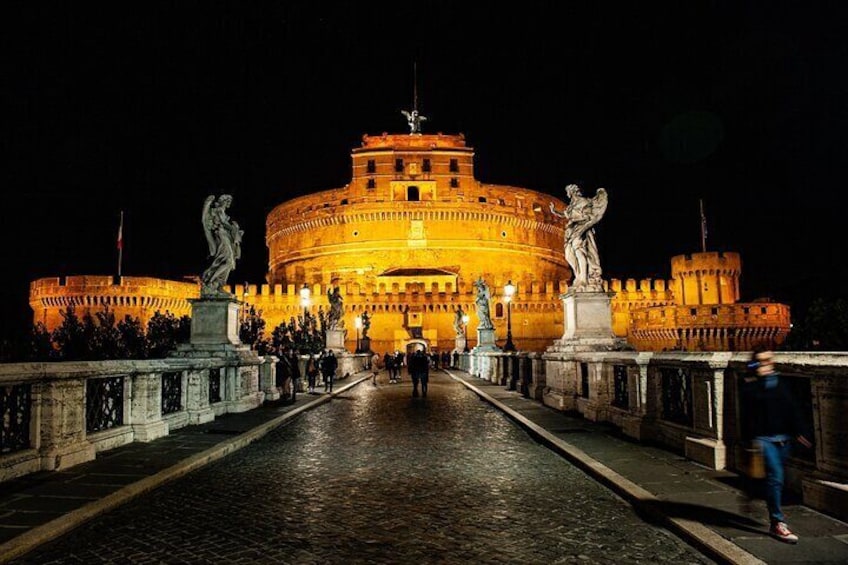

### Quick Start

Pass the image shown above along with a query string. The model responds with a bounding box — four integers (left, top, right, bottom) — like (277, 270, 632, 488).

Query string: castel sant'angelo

(29, 118, 790, 354)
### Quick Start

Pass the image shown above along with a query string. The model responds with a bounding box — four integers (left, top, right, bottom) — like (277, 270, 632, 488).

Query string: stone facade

(28, 135, 790, 353)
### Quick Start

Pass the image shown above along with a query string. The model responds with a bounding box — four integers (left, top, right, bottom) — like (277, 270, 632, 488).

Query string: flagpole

(699, 199, 707, 253)
(117, 210, 123, 279)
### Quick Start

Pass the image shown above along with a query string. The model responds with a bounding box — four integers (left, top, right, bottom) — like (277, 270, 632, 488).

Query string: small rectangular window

(395, 158, 404, 172)
(449, 158, 459, 172)
(690, 308, 697, 316)
(422, 158, 431, 172)
(711, 307, 718, 315)
(367, 159, 376, 173)
(478, 196, 487, 203)
(450, 178, 459, 188)
(743, 307, 750, 315)
(341, 199, 348, 205)
(367, 178, 376, 189)
(761, 307, 767, 314)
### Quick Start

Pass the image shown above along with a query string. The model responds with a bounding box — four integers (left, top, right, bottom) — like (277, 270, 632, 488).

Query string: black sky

(3, 2, 847, 340)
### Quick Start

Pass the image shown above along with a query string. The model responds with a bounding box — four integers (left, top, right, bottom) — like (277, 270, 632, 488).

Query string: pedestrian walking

(410, 348, 428, 397)
(306, 354, 319, 394)
(384, 352, 395, 384)
(288, 349, 301, 403)
(371, 351, 382, 386)
(321, 350, 338, 393)
(740, 346, 812, 544)
(275, 346, 291, 401)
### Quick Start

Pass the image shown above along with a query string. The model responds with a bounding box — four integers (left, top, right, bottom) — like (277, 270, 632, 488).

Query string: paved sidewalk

(445, 369, 848, 565)
(2, 367, 847, 564)
(0, 373, 372, 564)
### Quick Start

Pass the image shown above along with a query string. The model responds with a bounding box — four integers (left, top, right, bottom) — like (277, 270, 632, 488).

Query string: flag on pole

(117, 211, 123, 250)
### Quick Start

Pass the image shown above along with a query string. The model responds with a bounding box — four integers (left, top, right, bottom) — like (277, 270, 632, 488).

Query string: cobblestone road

(13, 371, 713, 564)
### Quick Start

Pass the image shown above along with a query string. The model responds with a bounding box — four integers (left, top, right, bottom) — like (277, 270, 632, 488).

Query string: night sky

(3, 3, 846, 341)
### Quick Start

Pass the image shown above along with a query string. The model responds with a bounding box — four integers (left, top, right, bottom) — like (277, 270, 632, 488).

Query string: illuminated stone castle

(29, 131, 790, 353)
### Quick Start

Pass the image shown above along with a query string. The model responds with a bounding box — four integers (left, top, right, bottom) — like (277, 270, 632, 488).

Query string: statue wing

(401, 110, 411, 120)
(588, 188, 609, 226)
(201, 195, 216, 256)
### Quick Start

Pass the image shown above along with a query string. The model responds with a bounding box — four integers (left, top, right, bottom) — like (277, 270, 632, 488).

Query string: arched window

(407, 186, 420, 201)
(496, 303, 504, 318)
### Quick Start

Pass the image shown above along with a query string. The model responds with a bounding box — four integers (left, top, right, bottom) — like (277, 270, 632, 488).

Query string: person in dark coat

(287, 349, 301, 403)
(419, 351, 430, 397)
(740, 347, 812, 544)
(321, 350, 338, 393)
(410, 349, 428, 398)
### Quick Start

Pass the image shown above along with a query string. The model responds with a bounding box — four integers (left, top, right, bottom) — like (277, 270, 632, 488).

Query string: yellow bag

(743, 443, 765, 479)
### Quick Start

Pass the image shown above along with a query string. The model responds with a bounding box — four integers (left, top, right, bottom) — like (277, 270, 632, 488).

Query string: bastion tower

(264, 131, 571, 353)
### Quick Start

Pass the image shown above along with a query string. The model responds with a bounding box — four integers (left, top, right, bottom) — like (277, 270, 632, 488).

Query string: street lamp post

(462, 313, 470, 352)
(355, 315, 362, 353)
(503, 280, 516, 351)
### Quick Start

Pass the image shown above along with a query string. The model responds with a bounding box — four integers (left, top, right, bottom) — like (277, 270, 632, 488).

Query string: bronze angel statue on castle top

(201, 194, 243, 297)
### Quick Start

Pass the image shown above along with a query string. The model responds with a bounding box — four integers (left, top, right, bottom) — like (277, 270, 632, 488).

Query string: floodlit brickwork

(28, 134, 790, 352)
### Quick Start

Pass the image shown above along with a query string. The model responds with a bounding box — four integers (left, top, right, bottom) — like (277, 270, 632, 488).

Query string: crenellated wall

(29, 276, 198, 331)
(26, 134, 789, 354)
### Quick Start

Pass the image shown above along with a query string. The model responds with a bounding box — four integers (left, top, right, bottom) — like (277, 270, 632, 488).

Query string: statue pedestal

(548, 290, 629, 353)
(473, 328, 500, 352)
(358, 336, 372, 354)
(453, 335, 467, 353)
(325, 329, 347, 353)
(188, 296, 241, 346)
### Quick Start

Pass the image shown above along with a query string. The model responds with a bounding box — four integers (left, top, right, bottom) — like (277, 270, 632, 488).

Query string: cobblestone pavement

(11, 371, 713, 564)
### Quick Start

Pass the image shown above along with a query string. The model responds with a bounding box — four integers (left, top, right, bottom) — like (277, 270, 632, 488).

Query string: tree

(784, 297, 848, 351)
(147, 311, 189, 358)
(270, 310, 326, 355)
(28, 322, 55, 361)
(117, 315, 147, 359)
(91, 308, 121, 359)
(52, 305, 88, 360)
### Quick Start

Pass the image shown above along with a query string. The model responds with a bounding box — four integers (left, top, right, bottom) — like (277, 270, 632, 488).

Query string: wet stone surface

(14, 372, 713, 564)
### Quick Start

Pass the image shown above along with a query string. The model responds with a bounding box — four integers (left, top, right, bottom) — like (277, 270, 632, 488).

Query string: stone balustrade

(459, 349, 848, 522)
(0, 355, 271, 483)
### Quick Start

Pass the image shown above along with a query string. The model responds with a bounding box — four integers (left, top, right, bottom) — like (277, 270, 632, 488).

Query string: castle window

(367, 159, 376, 173)
(423, 158, 431, 172)
(407, 186, 420, 201)
(450, 178, 459, 188)
(501, 231, 507, 238)
(367, 178, 376, 189)
(743, 307, 750, 315)
(449, 158, 459, 172)
(341, 199, 348, 205)
(761, 307, 767, 314)
(478, 197, 487, 203)
(711, 307, 718, 315)
(395, 158, 404, 172)
(690, 308, 697, 316)
(496, 302, 504, 318)
(498, 198, 505, 205)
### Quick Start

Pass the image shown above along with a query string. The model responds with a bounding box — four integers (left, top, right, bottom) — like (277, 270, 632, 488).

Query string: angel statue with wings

(201, 194, 243, 297)
(327, 286, 344, 330)
(401, 109, 427, 134)
(473, 277, 494, 330)
(549, 184, 609, 292)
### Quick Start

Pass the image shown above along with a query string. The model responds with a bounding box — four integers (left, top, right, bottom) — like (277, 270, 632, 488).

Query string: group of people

(368, 348, 432, 397)
(275, 348, 341, 398)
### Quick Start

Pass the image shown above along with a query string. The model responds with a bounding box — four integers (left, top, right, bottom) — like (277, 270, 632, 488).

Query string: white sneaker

(770, 521, 799, 544)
